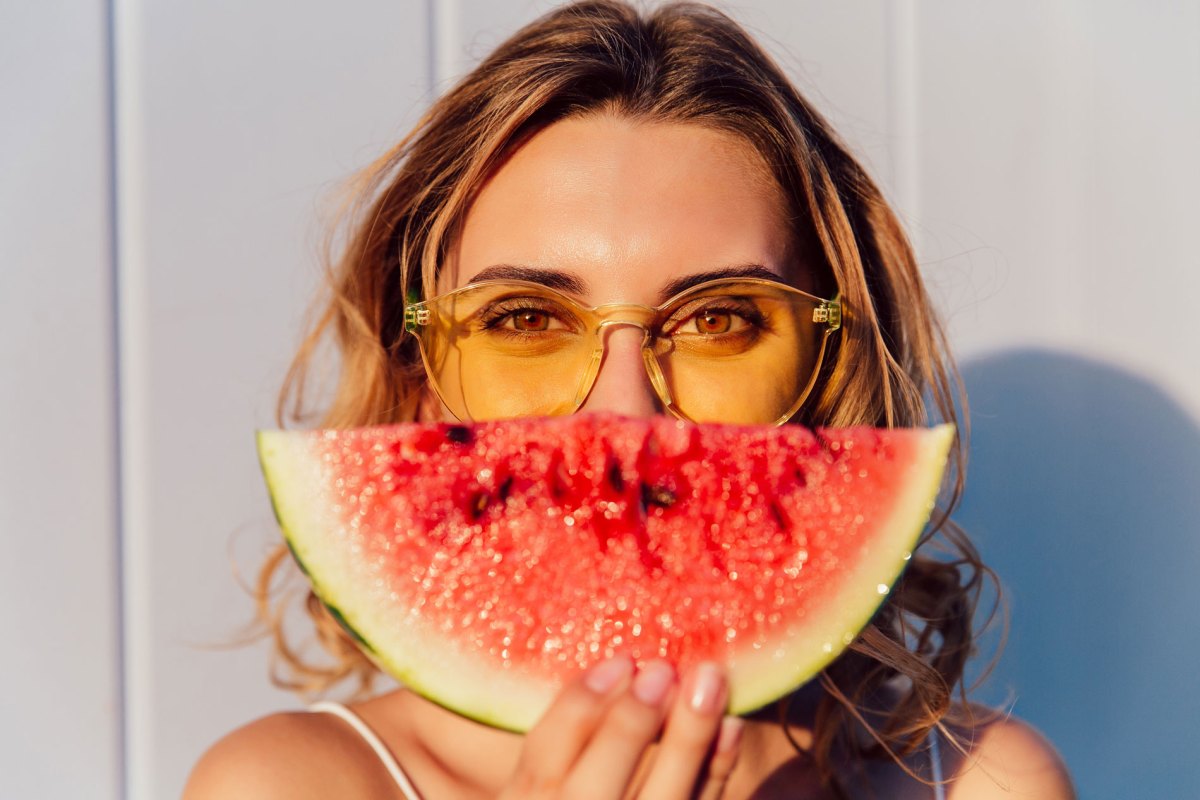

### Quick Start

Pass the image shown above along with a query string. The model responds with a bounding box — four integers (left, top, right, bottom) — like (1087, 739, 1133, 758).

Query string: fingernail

(585, 656, 633, 694)
(632, 660, 675, 706)
(716, 716, 745, 755)
(687, 662, 726, 715)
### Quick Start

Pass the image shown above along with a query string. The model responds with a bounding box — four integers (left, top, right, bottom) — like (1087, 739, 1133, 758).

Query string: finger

(560, 660, 677, 799)
(514, 656, 635, 791)
(635, 662, 728, 800)
(695, 717, 745, 800)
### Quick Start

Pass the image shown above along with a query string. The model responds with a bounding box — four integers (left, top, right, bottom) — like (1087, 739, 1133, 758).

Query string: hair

(252, 1, 999, 794)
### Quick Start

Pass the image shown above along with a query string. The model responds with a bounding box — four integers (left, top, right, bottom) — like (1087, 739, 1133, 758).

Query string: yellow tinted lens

(412, 279, 832, 424)
(653, 282, 824, 424)
(416, 284, 595, 420)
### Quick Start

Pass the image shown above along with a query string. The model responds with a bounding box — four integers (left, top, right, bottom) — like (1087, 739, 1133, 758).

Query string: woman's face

(435, 113, 805, 420)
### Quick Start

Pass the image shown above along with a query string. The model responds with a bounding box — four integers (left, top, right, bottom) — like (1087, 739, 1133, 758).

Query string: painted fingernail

(585, 656, 633, 694)
(716, 716, 745, 755)
(632, 660, 675, 706)
(687, 662, 726, 715)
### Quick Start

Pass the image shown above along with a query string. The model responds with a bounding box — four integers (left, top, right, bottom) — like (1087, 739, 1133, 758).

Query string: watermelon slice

(257, 414, 953, 731)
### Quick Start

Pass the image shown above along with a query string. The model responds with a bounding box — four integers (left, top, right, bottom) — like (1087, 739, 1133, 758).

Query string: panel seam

(103, 0, 128, 796)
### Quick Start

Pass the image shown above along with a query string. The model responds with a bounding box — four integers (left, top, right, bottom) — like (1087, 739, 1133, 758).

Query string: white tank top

(308, 701, 948, 799)
(308, 701, 424, 800)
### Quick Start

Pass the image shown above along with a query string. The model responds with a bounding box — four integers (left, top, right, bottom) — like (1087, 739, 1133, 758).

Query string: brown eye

(695, 310, 732, 334)
(512, 310, 550, 331)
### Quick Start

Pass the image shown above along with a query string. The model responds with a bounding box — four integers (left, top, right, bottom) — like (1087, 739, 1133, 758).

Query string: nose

(578, 324, 662, 418)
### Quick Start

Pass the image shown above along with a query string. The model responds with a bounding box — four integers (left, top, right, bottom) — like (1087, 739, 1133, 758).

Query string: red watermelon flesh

(257, 414, 953, 731)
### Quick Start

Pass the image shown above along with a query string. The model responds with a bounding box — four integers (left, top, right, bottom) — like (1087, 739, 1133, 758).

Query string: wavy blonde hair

(252, 1, 998, 794)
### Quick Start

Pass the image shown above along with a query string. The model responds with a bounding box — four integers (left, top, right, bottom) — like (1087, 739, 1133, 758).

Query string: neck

(401, 691, 524, 796)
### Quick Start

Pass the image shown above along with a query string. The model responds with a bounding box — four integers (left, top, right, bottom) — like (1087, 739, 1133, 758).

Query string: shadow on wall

(955, 348, 1200, 799)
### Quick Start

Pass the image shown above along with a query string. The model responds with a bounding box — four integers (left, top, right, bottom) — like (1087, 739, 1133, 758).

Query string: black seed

(607, 460, 625, 493)
(640, 482, 677, 511)
(445, 425, 473, 444)
(470, 491, 490, 519)
(549, 459, 571, 500)
(794, 466, 807, 488)
(498, 475, 514, 502)
(768, 499, 788, 530)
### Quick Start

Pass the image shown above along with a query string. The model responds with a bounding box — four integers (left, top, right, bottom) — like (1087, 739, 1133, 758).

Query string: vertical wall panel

(916, 0, 1200, 418)
(0, 2, 121, 799)
(118, 2, 432, 797)
(1065, 1, 1200, 416)
(917, 2, 1200, 797)
(915, 1, 1089, 355)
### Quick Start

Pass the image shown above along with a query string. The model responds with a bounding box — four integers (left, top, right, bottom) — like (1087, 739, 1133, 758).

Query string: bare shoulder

(182, 705, 400, 800)
(946, 715, 1075, 799)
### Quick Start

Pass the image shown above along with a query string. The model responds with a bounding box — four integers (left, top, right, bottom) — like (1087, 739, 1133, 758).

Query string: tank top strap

(308, 701, 424, 800)
(930, 726, 947, 800)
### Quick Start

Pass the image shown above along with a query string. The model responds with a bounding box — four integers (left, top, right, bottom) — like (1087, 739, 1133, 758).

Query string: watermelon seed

(606, 460, 625, 493)
(640, 483, 677, 512)
(549, 458, 572, 500)
(470, 491, 490, 519)
(445, 425, 473, 444)
(498, 475, 514, 502)
(767, 500, 788, 531)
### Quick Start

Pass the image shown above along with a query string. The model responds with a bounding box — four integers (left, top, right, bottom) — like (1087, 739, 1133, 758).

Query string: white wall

(3, 1, 1197, 798)
(2, 2, 120, 798)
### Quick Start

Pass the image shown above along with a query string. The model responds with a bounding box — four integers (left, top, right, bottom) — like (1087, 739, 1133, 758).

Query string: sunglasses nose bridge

(583, 308, 681, 416)
(591, 304, 657, 348)
(574, 309, 667, 417)
(591, 302, 657, 327)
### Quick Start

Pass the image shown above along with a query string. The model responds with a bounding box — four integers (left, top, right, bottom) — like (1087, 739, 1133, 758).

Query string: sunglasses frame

(404, 277, 841, 425)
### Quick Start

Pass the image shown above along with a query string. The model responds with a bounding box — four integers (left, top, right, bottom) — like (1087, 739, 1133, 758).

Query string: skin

(184, 115, 1075, 799)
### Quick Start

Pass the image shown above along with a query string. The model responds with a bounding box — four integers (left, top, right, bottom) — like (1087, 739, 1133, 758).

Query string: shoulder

(182, 703, 405, 800)
(945, 715, 1075, 799)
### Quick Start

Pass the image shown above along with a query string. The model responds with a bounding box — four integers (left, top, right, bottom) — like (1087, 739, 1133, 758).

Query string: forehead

(443, 114, 797, 302)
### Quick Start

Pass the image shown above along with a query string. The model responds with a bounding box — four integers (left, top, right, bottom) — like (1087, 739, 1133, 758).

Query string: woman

(186, 2, 1073, 797)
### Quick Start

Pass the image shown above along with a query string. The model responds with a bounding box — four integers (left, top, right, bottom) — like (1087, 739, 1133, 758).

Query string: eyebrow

(466, 265, 588, 295)
(656, 265, 784, 302)
(465, 262, 785, 303)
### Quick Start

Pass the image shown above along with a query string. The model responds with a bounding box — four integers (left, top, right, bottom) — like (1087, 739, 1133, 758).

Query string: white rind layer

(257, 424, 955, 732)
(722, 423, 955, 714)
(258, 430, 560, 730)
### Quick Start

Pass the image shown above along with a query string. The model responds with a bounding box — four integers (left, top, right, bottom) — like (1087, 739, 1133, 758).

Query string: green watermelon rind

(717, 423, 954, 714)
(256, 423, 955, 732)
(257, 430, 551, 729)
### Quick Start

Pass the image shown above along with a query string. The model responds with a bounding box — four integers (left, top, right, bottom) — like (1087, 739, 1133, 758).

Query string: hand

(498, 657, 745, 799)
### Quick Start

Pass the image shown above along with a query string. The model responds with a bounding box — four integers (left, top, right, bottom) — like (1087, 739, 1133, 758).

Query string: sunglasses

(404, 277, 840, 425)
